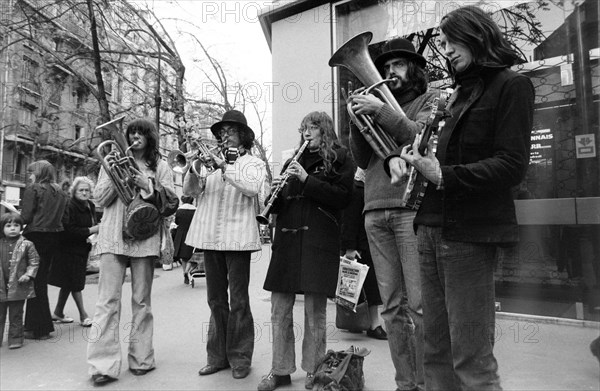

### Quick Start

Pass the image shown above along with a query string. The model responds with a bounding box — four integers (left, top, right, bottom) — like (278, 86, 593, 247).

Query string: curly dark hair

(126, 118, 161, 171)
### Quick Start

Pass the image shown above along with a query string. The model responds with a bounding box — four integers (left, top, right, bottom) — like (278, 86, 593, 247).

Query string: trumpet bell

(167, 150, 190, 174)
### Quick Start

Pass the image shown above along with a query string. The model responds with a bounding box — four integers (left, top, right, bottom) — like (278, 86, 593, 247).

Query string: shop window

(332, 0, 599, 320)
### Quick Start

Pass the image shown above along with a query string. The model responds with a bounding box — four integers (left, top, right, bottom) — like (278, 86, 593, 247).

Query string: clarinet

(256, 140, 310, 225)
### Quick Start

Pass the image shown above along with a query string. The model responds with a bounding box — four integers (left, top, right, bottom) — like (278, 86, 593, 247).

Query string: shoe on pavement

(91, 374, 117, 386)
(24, 331, 52, 340)
(162, 263, 173, 271)
(366, 325, 388, 340)
(305, 372, 315, 389)
(257, 372, 291, 391)
(129, 367, 155, 376)
(232, 366, 250, 379)
(198, 363, 230, 376)
(8, 342, 23, 349)
(52, 314, 74, 323)
(80, 318, 93, 327)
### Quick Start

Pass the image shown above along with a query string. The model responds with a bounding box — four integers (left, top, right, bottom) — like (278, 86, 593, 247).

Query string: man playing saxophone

(347, 38, 437, 391)
(184, 110, 266, 380)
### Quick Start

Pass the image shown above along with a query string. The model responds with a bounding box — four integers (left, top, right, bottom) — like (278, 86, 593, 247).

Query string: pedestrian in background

(258, 111, 354, 391)
(391, 6, 535, 389)
(173, 195, 196, 284)
(48, 176, 99, 327)
(87, 118, 176, 386)
(21, 160, 68, 340)
(340, 167, 387, 340)
(0, 212, 39, 349)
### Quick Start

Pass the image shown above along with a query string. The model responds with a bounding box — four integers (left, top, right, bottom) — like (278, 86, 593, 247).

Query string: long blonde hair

(298, 111, 341, 174)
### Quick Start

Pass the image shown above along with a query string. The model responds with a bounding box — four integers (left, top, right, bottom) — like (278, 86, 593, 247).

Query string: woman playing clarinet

(258, 111, 354, 391)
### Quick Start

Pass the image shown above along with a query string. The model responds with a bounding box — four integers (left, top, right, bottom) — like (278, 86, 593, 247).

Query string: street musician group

(85, 5, 534, 391)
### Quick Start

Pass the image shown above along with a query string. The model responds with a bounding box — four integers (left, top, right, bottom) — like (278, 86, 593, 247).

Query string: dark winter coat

(263, 146, 354, 296)
(60, 197, 96, 256)
(174, 204, 196, 260)
(0, 236, 39, 302)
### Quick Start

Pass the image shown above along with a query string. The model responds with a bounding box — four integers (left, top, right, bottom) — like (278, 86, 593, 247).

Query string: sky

(136, 0, 274, 141)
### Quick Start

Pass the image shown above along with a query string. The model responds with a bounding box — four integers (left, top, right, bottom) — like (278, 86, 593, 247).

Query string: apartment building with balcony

(0, 0, 178, 207)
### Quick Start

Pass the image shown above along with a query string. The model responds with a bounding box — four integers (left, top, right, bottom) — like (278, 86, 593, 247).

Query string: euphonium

(94, 116, 160, 240)
(329, 31, 406, 159)
(256, 140, 310, 225)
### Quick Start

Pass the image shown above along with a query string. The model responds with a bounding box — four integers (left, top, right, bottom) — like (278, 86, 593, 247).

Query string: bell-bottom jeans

(365, 208, 423, 391)
(87, 254, 156, 378)
(417, 226, 502, 391)
(270, 292, 327, 375)
(204, 250, 254, 369)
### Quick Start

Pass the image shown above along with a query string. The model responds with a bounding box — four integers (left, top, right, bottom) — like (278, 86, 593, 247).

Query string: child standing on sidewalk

(0, 212, 39, 349)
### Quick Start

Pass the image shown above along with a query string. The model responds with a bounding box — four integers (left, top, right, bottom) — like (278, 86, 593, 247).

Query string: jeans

(365, 209, 423, 390)
(0, 300, 25, 346)
(417, 226, 502, 391)
(270, 292, 327, 375)
(204, 250, 254, 369)
(87, 254, 156, 377)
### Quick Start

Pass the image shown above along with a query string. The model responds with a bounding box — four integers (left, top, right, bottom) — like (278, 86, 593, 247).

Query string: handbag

(335, 291, 370, 331)
(313, 346, 371, 391)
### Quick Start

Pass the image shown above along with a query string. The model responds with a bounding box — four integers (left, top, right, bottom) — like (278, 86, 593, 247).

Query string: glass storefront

(332, 0, 599, 320)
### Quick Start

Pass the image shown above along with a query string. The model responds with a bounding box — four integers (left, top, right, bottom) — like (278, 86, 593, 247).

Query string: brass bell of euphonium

(329, 31, 406, 159)
(94, 116, 161, 240)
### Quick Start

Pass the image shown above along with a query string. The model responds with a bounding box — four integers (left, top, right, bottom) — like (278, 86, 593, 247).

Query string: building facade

(259, 0, 599, 320)
(0, 0, 179, 208)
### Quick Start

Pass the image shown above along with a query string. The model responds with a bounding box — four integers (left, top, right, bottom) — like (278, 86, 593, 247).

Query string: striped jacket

(185, 153, 266, 252)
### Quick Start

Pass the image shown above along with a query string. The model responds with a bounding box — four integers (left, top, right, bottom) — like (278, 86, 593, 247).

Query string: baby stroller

(187, 250, 206, 288)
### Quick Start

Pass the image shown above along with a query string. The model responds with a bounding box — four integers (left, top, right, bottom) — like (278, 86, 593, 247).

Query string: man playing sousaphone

(184, 110, 266, 380)
(347, 37, 437, 391)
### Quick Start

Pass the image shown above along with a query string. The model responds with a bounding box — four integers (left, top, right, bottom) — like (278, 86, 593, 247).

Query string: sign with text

(530, 128, 553, 165)
(575, 134, 596, 159)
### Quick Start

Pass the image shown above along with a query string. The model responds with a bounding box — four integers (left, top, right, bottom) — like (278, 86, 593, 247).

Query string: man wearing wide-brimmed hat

(184, 109, 266, 381)
(347, 37, 437, 391)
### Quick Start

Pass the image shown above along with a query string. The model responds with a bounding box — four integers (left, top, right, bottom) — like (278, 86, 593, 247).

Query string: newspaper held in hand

(335, 256, 369, 312)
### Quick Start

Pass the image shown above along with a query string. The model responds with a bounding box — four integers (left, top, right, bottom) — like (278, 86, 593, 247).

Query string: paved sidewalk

(1, 245, 599, 390)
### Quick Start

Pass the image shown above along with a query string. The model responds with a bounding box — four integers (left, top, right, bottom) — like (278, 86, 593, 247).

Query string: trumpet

(256, 140, 310, 225)
(167, 138, 224, 178)
(329, 31, 405, 159)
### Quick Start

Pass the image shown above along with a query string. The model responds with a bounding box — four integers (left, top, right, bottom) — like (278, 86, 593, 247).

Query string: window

(17, 108, 34, 127)
(21, 55, 40, 92)
(76, 90, 86, 109)
(75, 125, 82, 140)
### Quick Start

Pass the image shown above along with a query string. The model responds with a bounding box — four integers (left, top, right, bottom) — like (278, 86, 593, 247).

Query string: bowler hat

(210, 110, 255, 142)
(374, 37, 427, 71)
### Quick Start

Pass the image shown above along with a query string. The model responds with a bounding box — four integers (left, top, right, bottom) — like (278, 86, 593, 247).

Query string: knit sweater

(350, 89, 438, 212)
